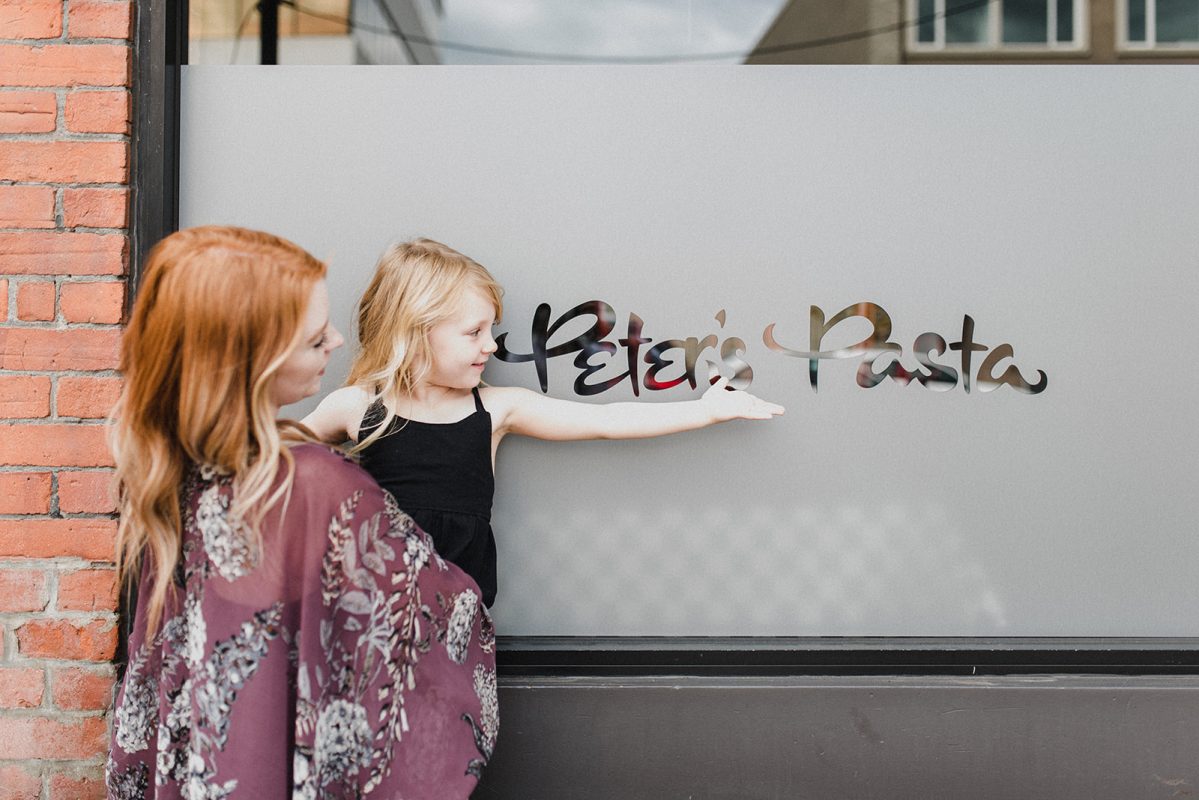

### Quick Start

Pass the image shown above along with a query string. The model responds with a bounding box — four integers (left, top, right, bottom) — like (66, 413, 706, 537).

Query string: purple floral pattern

(107, 445, 496, 799)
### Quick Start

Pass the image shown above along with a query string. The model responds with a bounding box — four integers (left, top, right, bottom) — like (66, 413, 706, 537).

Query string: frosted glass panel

(180, 66, 1199, 636)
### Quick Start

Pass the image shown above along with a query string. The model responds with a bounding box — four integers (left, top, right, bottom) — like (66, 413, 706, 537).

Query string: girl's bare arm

(486, 378, 783, 442)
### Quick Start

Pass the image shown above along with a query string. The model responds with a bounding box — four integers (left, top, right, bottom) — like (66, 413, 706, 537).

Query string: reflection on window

(185, 0, 784, 65)
(1124, 0, 1199, 48)
(186, 0, 443, 65)
(912, 0, 1082, 49)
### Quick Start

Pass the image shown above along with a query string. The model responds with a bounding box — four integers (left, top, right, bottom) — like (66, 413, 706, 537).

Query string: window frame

(134, 0, 1199, 678)
(1117, 0, 1199, 52)
(905, 0, 1089, 54)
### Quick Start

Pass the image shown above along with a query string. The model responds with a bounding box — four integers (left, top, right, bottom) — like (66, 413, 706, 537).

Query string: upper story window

(1122, 0, 1199, 49)
(909, 0, 1085, 51)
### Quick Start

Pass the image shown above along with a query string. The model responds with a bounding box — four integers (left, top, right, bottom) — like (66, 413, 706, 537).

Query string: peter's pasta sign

(496, 301, 1048, 396)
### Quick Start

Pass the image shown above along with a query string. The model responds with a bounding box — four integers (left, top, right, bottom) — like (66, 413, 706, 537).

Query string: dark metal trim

(120, 0, 186, 673)
(497, 637, 1199, 677)
(130, 0, 186, 308)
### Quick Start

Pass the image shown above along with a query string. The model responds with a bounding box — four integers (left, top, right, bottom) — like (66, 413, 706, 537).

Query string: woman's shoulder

(289, 442, 376, 494)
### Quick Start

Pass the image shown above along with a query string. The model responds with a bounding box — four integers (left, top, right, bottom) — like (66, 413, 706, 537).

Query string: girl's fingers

(702, 361, 784, 416)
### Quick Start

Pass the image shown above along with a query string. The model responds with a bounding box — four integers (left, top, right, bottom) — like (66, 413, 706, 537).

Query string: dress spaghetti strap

(471, 386, 486, 412)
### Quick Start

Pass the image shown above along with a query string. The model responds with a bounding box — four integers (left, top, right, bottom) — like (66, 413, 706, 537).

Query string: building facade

(747, 0, 1199, 63)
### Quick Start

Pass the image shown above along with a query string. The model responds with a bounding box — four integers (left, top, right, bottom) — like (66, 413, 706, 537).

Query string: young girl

(303, 238, 784, 606)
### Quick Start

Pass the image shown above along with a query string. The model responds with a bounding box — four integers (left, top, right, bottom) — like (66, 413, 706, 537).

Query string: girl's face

(272, 280, 344, 409)
(425, 287, 498, 391)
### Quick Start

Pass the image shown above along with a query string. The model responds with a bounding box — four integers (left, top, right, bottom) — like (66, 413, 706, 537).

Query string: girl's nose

(482, 333, 498, 354)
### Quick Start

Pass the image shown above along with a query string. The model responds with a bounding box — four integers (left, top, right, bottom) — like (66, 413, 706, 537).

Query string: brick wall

(0, 1, 132, 797)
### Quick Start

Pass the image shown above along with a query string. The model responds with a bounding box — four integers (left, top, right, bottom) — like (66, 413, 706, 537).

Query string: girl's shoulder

(478, 385, 542, 430)
(478, 384, 526, 411)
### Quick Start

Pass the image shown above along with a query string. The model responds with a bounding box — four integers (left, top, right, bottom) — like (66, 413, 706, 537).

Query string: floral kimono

(107, 444, 497, 799)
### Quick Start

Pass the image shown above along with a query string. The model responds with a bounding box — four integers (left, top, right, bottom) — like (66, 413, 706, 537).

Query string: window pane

(1156, 0, 1199, 42)
(1003, 0, 1049, 42)
(1127, 0, 1147, 41)
(946, 0, 990, 42)
(1056, 0, 1074, 41)
(918, 0, 937, 42)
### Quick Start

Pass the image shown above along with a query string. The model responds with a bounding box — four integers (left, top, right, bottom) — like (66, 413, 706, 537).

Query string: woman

(106, 226, 496, 799)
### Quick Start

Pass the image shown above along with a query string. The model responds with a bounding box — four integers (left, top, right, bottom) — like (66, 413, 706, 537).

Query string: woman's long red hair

(110, 226, 325, 636)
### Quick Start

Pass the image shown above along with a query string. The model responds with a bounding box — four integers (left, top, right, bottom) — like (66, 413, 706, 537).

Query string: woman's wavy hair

(347, 238, 503, 453)
(110, 225, 326, 636)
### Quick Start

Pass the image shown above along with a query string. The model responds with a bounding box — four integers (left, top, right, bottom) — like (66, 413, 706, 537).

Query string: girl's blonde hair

(348, 238, 503, 453)
(110, 225, 326, 636)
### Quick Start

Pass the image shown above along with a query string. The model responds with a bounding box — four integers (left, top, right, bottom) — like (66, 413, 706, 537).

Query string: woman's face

(272, 279, 343, 409)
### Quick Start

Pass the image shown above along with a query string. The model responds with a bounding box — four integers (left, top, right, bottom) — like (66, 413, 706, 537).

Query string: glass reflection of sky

(439, 0, 787, 64)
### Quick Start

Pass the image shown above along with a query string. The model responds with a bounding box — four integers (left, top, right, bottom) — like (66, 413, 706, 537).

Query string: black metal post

(259, 0, 279, 64)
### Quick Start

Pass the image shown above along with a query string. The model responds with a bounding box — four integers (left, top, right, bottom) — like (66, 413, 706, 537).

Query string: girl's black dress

(358, 387, 498, 606)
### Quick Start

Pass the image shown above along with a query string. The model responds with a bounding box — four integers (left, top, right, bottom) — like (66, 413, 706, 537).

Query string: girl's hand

(701, 375, 786, 421)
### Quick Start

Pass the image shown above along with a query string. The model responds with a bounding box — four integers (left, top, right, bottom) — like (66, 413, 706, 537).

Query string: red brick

(57, 568, 117, 612)
(0, 90, 57, 134)
(0, 667, 45, 709)
(15, 618, 117, 661)
(0, 232, 126, 276)
(56, 470, 114, 513)
(0, 44, 128, 88)
(0, 140, 127, 183)
(64, 89, 128, 134)
(0, 185, 56, 228)
(0, 764, 42, 799)
(1, 328, 121, 371)
(56, 376, 121, 419)
(0, 0, 64, 39)
(0, 715, 108, 759)
(0, 568, 49, 612)
(50, 666, 113, 712)
(0, 424, 113, 467)
(0, 375, 52, 418)
(48, 771, 106, 800)
(69, 0, 132, 40)
(63, 187, 128, 229)
(16, 280, 56, 321)
(59, 281, 123, 324)
(0, 471, 52, 513)
(0, 518, 116, 560)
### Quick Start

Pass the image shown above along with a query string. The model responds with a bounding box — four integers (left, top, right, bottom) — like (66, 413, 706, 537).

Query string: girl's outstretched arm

(300, 385, 373, 444)
(487, 377, 784, 442)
